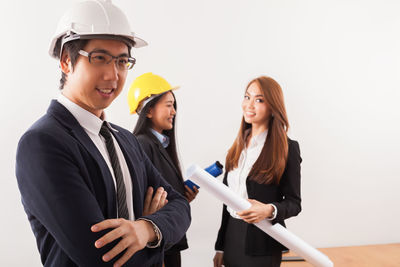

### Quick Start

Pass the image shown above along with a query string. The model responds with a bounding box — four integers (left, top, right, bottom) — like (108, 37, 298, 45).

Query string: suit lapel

(47, 100, 117, 218)
(149, 134, 182, 179)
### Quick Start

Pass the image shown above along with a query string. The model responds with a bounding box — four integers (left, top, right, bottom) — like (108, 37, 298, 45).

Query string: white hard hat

(49, 0, 147, 58)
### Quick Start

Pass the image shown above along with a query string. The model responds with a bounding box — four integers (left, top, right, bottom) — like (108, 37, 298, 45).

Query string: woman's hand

(184, 185, 199, 203)
(213, 251, 224, 267)
(236, 199, 274, 223)
(142, 187, 168, 216)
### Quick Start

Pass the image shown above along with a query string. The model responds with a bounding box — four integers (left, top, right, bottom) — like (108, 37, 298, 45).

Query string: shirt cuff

(266, 204, 277, 220)
(215, 250, 224, 254)
(137, 218, 163, 248)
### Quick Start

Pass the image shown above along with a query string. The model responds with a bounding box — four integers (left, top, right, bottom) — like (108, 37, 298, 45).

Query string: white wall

(1, 0, 399, 266)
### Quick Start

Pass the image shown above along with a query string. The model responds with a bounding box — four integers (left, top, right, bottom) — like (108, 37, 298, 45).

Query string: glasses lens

(89, 52, 111, 65)
(116, 56, 130, 70)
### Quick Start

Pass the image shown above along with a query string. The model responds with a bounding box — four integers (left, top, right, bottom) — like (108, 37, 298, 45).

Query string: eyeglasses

(78, 50, 136, 70)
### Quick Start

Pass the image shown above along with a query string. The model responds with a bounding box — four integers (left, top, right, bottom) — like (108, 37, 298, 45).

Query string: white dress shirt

(227, 129, 277, 220)
(57, 94, 135, 220)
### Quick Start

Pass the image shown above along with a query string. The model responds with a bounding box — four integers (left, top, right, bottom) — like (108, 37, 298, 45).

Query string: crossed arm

(16, 131, 189, 267)
(91, 187, 168, 267)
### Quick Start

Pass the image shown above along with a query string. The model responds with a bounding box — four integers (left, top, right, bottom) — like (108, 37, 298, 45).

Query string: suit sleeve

(16, 130, 120, 267)
(271, 140, 302, 223)
(135, 137, 191, 250)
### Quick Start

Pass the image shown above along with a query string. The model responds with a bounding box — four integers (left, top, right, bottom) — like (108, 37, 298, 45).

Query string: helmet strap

(137, 94, 161, 115)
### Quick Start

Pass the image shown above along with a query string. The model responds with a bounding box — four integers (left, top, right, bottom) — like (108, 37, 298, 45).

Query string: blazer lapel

(47, 100, 117, 218)
(149, 134, 182, 180)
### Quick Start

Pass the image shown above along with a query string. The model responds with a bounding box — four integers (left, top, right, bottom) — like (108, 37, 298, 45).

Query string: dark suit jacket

(15, 100, 191, 267)
(215, 138, 302, 256)
(136, 133, 189, 254)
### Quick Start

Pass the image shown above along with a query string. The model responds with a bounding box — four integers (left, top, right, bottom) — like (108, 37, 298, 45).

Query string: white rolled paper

(186, 164, 333, 267)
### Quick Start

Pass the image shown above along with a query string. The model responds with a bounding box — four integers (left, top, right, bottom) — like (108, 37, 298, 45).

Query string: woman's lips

(245, 111, 256, 117)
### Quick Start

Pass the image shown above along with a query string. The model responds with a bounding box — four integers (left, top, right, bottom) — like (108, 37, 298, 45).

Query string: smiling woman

(4, 0, 400, 266)
(213, 76, 302, 267)
(129, 73, 199, 267)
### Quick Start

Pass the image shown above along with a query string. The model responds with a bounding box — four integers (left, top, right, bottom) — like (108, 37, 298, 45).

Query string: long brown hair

(225, 76, 289, 184)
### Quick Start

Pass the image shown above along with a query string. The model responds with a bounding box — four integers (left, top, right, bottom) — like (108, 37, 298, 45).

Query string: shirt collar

(57, 93, 107, 135)
(246, 128, 268, 148)
(253, 129, 268, 145)
(150, 128, 170, 148)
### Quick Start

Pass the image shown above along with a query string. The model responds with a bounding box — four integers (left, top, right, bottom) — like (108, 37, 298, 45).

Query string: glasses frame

(78, 50, 136, 70)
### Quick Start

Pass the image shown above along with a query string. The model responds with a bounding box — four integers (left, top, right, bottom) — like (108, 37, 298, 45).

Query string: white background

(1, 0, 399, 266)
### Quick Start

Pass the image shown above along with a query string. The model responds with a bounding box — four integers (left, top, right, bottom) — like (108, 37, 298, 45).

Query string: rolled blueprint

(186, 164, 333, 267)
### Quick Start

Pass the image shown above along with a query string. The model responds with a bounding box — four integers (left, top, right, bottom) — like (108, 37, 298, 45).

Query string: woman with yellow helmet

(128, 73, 199, 267)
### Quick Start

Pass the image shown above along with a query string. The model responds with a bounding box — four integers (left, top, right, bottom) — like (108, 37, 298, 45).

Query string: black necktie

(99, 122, 130, 220)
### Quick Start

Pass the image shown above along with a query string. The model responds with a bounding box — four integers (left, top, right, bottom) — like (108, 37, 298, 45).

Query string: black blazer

(215, 138, 302, 256)
(136, 133, 189, 253)
(15, 100, 191, 267)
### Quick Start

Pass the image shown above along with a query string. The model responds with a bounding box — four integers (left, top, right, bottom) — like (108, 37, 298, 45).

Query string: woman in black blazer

(213, 76, 302, 267)
(129, 73, 198, 267)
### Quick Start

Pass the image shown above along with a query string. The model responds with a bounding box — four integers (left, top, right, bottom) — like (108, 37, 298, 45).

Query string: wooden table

(281, 243, 400, 267)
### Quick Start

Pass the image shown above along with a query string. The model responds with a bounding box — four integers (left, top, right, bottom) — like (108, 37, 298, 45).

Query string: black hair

(133, 92, 182, 177)
(55, 38, 89, 90)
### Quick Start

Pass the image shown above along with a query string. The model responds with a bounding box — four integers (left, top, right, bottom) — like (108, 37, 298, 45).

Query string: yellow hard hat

(128, 72, 179, 114)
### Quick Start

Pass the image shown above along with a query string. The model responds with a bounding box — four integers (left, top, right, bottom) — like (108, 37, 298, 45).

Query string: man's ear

(60, 51, 71, 74)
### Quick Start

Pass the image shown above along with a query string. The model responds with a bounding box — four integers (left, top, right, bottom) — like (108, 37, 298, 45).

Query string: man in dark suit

(15, 1, 190, 266)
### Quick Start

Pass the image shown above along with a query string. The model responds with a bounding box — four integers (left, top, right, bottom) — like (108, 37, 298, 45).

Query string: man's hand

(91, 219, 156, 267)
(213, 251, 224, 267)
(184, 185, 199, 203)
(236, 199, 274, 223)
(143, 186, 168, 216)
